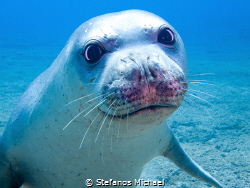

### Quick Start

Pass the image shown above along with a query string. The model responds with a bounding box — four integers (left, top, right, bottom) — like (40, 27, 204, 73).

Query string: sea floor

(0, 38, 249, 187)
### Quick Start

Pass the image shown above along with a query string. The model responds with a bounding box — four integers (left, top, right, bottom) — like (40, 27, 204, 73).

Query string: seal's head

(62, 10, 187, 128)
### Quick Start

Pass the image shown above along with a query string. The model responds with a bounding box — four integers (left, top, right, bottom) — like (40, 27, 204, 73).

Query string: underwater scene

(0, 0, 249, 187)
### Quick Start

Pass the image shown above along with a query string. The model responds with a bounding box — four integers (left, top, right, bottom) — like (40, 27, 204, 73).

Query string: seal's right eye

(83, 43, 106, 64)
(157, 26, 175, 48)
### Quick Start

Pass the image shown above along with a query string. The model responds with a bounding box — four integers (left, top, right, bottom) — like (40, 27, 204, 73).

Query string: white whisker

(63, 93, 115, 130)
(187, 80, 213, 82)
(79, 111, 102, 149)
(187, 89, 219, 99)
(60, 92, 100, 110)
(185, 95, 199, 106)
(84, 92, 115, 118)
(186, 82, 217, 87)
(183, 98, 201, 113)
(87, 82, 110, 86)
(63, 102, 96, 130)
(108, 99, 121, 133)
(188, 73, 215, 77)
(188, 93, 214, 107)
(95, 99, 117, 143)
(86, 92, 110, 103)
(95, 114, 108, 143)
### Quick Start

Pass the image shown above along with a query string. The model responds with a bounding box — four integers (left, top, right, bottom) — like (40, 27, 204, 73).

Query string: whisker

(60, 91, 100, 110)
(188, 73, 215, 77)
(95, 99, 117, 143)
(188, 93, 215, 107)
(86, 92, 111, 103)
(185, 95, 200, 106)
(184, 82, 217, 87)
(187, 89, 219, 99)
(108, 99, 121, 133)
(185, 96, 212, 116)
(83, 92, 115, 118)
(108, 100, 121, 152)
(63, 102, 96, 130)
(183, 98, 202, 114)
(87, 82, 110, 86)
(79, 111, 102, 149)
(187, 80, 213, 82)
(63, 93, 114, 130)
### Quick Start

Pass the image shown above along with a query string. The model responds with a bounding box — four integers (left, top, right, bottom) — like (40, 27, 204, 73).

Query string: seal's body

(0, 10, 222, 188)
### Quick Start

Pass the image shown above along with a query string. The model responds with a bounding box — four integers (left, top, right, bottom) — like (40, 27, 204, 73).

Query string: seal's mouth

(114, 104, 178, 118)
(129, 105, 174, 115)
(134, 104, 175, 114)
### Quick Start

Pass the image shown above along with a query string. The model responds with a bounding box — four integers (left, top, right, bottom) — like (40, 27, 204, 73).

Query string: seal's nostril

(149, 67, 158, 79)
(135, 69, 142, 83)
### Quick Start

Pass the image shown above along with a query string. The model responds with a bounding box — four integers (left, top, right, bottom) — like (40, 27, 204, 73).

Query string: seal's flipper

(0, 138, 23, 188)
(162, 129, 223, 188)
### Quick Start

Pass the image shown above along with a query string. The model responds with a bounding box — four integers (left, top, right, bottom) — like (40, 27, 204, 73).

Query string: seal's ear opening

(157, 25, 176, 48)
(82, 40, 107, 64)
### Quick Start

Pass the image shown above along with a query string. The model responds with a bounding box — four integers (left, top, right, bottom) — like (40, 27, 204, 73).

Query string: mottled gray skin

(0, 10, 222, 188)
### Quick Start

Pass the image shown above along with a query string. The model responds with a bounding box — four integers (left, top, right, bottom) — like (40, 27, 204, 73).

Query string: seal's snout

(98, 52, 187, 118)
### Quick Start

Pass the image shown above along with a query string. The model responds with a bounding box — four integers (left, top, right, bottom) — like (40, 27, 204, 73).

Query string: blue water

(0, 0, 250, 187)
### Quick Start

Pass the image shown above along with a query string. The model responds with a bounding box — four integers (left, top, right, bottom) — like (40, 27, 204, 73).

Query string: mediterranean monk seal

(0, 10, 223, 188)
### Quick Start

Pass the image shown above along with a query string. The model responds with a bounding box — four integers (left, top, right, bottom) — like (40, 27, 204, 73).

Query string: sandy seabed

(0, 39, 249, 188)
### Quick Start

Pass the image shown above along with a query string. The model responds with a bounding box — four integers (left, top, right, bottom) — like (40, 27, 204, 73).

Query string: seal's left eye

(158, 26, 175, 47)
(83, 43, 106, 63)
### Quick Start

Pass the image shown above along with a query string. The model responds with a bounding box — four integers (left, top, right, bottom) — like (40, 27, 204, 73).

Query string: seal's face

(70, 10, 187, 125)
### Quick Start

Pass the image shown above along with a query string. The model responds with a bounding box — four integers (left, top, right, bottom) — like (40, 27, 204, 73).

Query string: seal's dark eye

(158, 26, 175, 47)
(83, 43, 106, 63)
